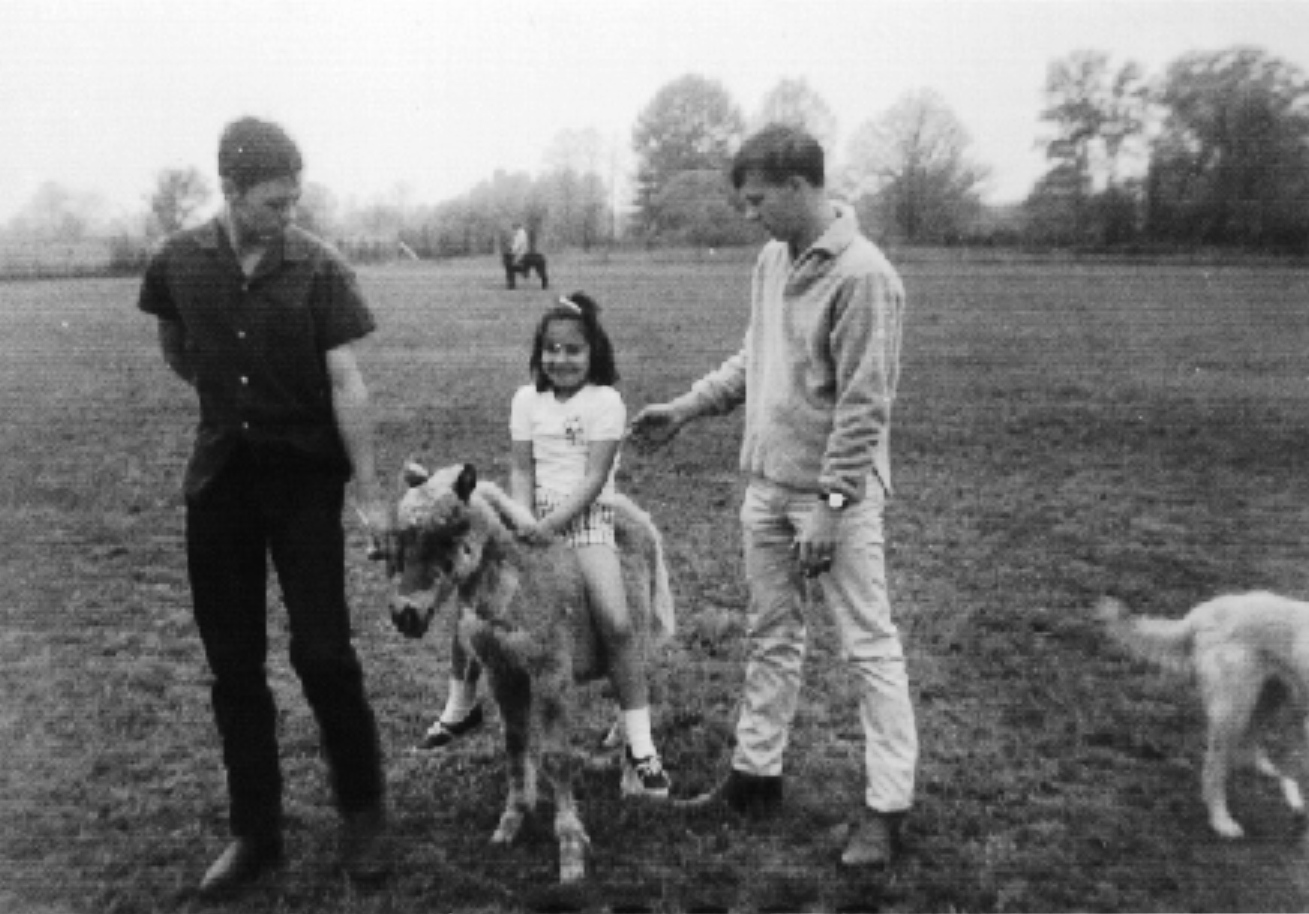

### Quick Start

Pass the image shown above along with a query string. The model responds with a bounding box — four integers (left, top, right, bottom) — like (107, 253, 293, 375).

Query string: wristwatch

(821, 490, 848, 510)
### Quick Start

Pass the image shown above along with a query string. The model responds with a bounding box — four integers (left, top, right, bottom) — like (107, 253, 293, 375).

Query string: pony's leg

(490, 676, 536, 845)
(539, 681, 588, 882)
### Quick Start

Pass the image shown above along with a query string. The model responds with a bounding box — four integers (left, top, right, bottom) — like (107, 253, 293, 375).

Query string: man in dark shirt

(138, 117, 392, 897)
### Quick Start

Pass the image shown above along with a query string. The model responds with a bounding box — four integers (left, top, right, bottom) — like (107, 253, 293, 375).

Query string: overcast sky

(3, 0, 1307, 225)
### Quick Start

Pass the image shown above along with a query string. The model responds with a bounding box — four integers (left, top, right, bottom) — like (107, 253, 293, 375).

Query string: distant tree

(149, 167, 210, 236)
(842, 89, 989, 243)
(631, 74, 745, 234)
(5, 181, 108, 240)
(295, 181, 339, 239)
(1029, 50, 1150, 245)
(752, 77, 838, 154)
(1147, 46, 1309, 249)
(648, 169, 758, 248)
(540, 128, 612, 250)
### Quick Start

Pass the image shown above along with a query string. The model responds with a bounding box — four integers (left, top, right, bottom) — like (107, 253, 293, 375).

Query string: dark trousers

(185, 458, 384, 840)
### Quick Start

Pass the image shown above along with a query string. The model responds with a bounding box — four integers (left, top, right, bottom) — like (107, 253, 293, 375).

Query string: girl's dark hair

(218, 117, 303, 193)
(529, 291, 619, 391)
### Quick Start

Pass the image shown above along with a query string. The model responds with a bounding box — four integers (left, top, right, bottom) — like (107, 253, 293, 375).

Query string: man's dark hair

(218, 117, 303, 192)
(730, 124, 825, 190)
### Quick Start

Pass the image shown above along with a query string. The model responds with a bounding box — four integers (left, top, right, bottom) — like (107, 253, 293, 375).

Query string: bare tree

(752, 77, 838, 154)
(149, 167, 210, 236)
(842, 89, 989, 243)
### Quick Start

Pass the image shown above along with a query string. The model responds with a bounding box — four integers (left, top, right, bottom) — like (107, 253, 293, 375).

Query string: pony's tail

(649, 525, 675, 643)
(613, 494, 675, 643)
(1095, 596, 1196, 676)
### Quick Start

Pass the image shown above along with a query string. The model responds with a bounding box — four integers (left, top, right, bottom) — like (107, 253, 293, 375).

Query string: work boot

(339, 803, 390, 884)
(198, 836, 283, 898)
(840, 808, 904, 868)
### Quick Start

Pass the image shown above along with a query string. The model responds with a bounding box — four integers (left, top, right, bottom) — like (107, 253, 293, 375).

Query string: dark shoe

(676, 768, 782, 818)
(841, 808, 904, 868)
(198, 837, 283, 898)
(622, 748, 671, 799)
(340, 803, 390, 884)
(412, 704, 484, 752)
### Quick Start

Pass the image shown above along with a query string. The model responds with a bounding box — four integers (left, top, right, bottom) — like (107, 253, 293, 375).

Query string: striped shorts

(535, 494, 615, 547)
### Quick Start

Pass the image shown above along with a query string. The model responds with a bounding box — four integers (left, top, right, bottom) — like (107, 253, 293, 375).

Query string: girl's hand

(517, 518, 558, 546)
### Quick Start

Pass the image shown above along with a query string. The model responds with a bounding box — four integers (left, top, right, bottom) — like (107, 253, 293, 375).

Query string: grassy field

(4, 251, 1309, 913)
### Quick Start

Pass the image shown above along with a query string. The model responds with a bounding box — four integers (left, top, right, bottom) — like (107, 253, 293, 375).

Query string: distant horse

(503, 252, 549, 289)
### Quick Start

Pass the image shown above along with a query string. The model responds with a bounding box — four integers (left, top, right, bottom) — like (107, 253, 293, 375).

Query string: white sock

(623, 707, 657, 759)
(439, 677, 479, 725)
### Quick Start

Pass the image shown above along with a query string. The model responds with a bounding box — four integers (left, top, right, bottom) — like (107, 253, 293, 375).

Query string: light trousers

(734, 477, 918, 812)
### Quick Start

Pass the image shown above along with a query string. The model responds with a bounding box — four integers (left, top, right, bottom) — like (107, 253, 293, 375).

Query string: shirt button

(239, 376, 249, 385)
(237, 330, 246, 340)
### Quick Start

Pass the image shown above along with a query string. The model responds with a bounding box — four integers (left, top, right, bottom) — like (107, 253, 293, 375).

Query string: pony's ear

(402, 460, 430, 488)
(454, 464, 478, 503)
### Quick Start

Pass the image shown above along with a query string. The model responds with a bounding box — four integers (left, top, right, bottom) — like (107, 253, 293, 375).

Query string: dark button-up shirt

(138, 218, 376, 496)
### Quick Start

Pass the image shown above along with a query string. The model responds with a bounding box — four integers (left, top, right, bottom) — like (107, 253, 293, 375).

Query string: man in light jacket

(630, 124, 917, 869)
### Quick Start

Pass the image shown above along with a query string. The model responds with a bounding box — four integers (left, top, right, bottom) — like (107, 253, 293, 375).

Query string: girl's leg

(575, 545, 647, 712)
(576, 544, 670, 797)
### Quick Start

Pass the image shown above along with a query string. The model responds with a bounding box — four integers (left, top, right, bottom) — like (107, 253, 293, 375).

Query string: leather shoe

(675, 768, 783, 818)
(340, 803, 390, 883)
(412, 704, 484, 752)
(841, 809, 904, 868)
(198, 837, 283, 897)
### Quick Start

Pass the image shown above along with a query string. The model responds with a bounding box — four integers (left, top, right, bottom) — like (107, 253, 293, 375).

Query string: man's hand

(628, 403, 687, 453)
(794, 502, 843, 578)
(354, 486, 394, 563)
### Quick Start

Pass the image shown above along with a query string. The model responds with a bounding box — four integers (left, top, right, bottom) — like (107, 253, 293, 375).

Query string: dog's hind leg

(1253, 747, 1305, 815)
(1198, 648, 1262, 838)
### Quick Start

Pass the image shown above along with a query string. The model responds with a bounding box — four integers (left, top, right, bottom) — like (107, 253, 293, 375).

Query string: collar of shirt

(194, 217, 315, 267)
(804, 201, 859, 261)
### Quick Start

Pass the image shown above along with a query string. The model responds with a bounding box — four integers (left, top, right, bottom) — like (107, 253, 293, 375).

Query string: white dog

(1097, 592, 1309, 838)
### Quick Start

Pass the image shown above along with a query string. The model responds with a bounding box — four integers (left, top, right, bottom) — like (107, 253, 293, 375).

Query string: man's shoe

(621, 748, 671, 799)
(412, 704, 484, 752)
(340, 803, 390, 884)
(675, 768, 782, 818)
(841, 809, 904, 868)
(198, 837, 283, 898)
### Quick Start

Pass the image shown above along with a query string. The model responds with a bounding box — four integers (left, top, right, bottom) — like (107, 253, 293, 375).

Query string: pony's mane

(468, 479, 536, 545)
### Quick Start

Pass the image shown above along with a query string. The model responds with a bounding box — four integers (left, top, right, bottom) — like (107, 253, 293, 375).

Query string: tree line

(6, 44, 1308, 266)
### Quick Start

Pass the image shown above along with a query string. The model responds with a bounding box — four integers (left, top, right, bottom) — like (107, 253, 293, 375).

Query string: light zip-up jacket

(670, 203, 905, 502)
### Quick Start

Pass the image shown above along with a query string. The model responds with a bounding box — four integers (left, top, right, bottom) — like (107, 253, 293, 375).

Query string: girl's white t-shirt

(510, 383, 626, 504)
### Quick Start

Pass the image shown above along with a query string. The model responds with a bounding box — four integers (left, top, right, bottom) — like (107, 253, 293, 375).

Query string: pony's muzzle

(389, 592, 437, 639)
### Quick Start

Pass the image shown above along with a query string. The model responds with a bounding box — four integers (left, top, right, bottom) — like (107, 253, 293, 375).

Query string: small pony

(386, 462, 674, 882)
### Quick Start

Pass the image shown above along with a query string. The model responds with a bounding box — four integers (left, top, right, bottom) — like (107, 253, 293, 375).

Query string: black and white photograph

(3, 1, 1309, 911)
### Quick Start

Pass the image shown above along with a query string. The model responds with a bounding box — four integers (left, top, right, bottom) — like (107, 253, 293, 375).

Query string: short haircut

(730, 123, 825, 190)
(529, 291, 619, 391)
(218, 117, 303, 192)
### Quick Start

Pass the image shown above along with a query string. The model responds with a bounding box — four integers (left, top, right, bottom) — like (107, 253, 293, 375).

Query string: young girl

(416, 292, 670, 798)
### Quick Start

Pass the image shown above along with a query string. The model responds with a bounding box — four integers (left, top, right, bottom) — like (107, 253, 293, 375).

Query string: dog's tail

(1095, 596, 1196, 675)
